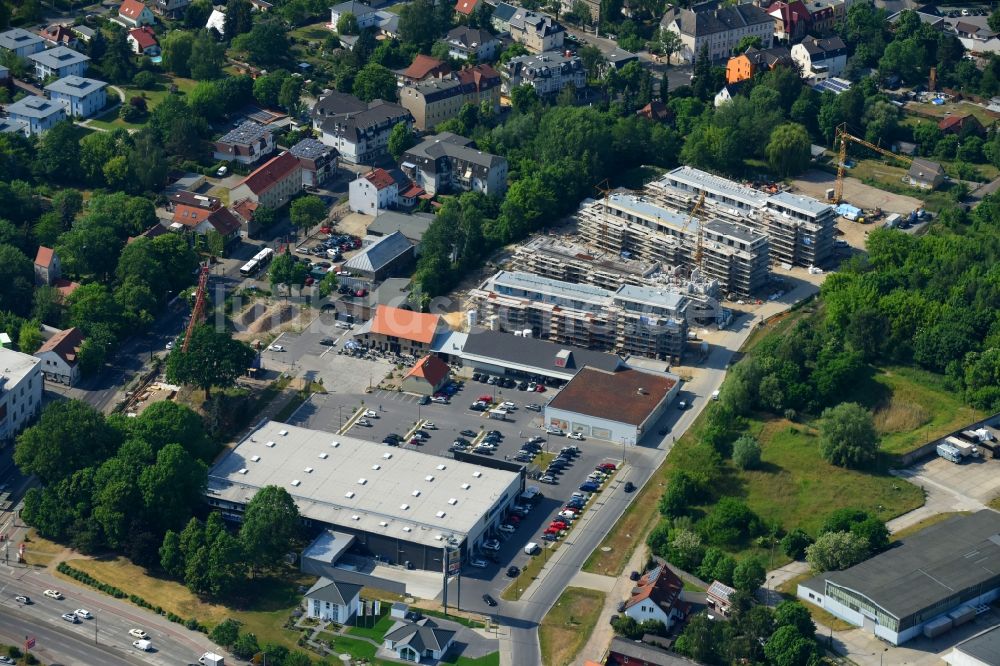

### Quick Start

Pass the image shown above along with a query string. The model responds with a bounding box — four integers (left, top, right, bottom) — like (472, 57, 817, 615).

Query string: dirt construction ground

(791, 169, 924, 214)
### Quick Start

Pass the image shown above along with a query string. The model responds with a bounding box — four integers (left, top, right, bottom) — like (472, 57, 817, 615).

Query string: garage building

(544, 367, 680, 445)
(207, 420, 522, 570)
(798, 510, 1000, 646)
(402, 355, 451, 396)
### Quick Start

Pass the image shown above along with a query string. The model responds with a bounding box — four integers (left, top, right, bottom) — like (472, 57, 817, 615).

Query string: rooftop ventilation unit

(403, 526, 412, 532)
(425, 475, 434, 482)
(291, 480, 300, 486)
(352, 515, 360, 520)
(412, 490, 421, 497)
(437, 464, 447, 470)
(358, 478, 367, 485)
(436, 511, 446, 518)
(473, 471, 482, 478)
(379, 521, 388, 527)
(331, 441, 340, 447)
(345, 491, 355, 498)
(266, 441, 275, 447)
(318, 452, 328, 459)
(400, 503, 409, 510)
(304, 467, 313, 473)
(448, 498, 458, 505)
(372, 464, 381, 470)
(238, 468, 248, 474)
(461, 483, 471, 490)
(383, 452, 393, 459)
(250, 455, 261, 462)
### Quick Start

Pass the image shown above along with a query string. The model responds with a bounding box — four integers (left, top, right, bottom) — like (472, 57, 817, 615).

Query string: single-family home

(349, 168, 401, 213)
(399, 64, 501, 130)
(213, 120, 275, 165)
(127, 26, 160, 55)
(5, 96, 67, 136)
(397, 55, 451, 85)
(357, 305, 444, 356)
(401, 355, 451, 396)
(34, 326, 85, 387)
(725, 45, 792, 84)
(45, 76, 108, 118)
(954, 21, 1000, 54)
(343, 230, 415, 283)
(714, 81, 745, 107)
(706, 580, 736, 616)
(790, 34, 847, 81)
(37, 24, 80, 50)
(400, 132, 508, 197)
(636, 100, 673, 123)
(330, 0, 378, 30)
(443, 26, 500, 61)
(313, 92, 413, 165)
(382, 618, 455, 663)
(150, 0, 190, 18)
(71, 25, 97, 43)
(171, 197, 242, 246)
(0, 28, 45, 58)
(764, 0, 811, 41)
(0, 119, 28, 136)
(289, 137, 337, 187)
(229, 151, 303, 209)
(29, 46, 90, 80)
(304, 578, 362, 624)
(622, 564, 688, 630)
(907, 158, 945, 190)
(206, 8, 226, 36)
(501, 52, 585, 96)
(938, 113, 985, 137)
(661, 0, 773, 63)
(33, 247, 62, 286)
(118, 0, 156, 27)
(606, 636, 698, 666)
(455, 0, 480, 16)
(493, 3, 565, 53)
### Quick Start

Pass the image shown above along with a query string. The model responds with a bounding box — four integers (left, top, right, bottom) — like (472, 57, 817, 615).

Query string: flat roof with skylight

(207, 421, 522, 549)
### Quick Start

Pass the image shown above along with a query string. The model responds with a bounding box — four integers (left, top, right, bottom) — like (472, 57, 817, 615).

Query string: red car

(304, 276, 315, 286)
(320, 226, 332, 234)
(478, 395, 493, 403)
(563, 506, 581, 514)
(543, 527, 561, 535)
(598, 463, 617, 471)
(507, 515, 521, 523)
(355, 289, 367, 297)
(535, 385, 546, 392)
(549, 521, 568, 530)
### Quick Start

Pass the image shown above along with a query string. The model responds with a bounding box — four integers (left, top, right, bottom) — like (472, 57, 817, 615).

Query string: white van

(524, 542, 540, 555)
(336, 321, 352, 329)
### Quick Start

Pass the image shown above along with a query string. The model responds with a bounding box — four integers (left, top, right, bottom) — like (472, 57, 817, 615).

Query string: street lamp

(880, 648, 888, 666)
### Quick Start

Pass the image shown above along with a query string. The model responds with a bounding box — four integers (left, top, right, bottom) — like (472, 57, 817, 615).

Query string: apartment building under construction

(647, 166, 836, 268)
(469, 271, 690, 361)
(575, 192, 770, 298)
(513, 236, 660, 292)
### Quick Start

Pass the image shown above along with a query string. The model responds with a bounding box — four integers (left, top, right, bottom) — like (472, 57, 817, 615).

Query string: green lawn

(316, 631, 388, 663)
(539, 587, 605, 666)
(347, 610, 393, 641)
(441, 653, 501, 666)
(290, 21, 332, 42)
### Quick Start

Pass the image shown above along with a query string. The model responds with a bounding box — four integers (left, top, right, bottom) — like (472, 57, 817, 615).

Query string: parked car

(269, 344, 285, 352)
(319, 337, 336, 346)
(482, 594, 498, 607)
(568, 432, 585, 441)
(355, 419, 371, 427)
(617, 601, 627, 612)
(470, 559, 488, 568)
(423, 422, 437, 429)
(460, 429, 478, 437)
(506, 566, 520, 578)
(546, 427, 564, 436)
(525, 403, 542, 412)
(499, 524, 516, 534)
(539, 475, 556, 484)
(419, 395, 431, 405)
(629, 570, 640, 581)
(579, 482, 599, 492)
(482, 539, 501, 551)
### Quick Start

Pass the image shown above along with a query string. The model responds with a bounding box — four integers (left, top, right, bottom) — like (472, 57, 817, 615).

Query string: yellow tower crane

(833, 123, 913, 204)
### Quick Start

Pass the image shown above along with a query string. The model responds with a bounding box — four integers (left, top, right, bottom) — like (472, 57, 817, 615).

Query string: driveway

(888, 457, 992, 533)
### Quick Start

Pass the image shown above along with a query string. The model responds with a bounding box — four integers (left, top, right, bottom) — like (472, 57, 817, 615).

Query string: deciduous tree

(14, 401, 121, 485)
(165, 325, 255, 398)
(766, 123, 812, 177)
(240, 485, 301, 572)
(819, 402, 879, 469)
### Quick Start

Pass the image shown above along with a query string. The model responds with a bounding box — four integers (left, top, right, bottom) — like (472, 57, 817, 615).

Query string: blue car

(579, 482, 599, 492)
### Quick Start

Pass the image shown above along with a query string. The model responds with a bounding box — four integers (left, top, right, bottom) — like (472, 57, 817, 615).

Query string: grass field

(582, 467, 665, 576)
(87, 74, 198, 131)
(59, 557, 310, 652)
(316, 631, 385, 662)
(289, 21, 331, 42)
(441, 653, 501, 666)
(347, 610, 393, 641)
(538, 587, 605, 666)
(23, 530, 66, 567)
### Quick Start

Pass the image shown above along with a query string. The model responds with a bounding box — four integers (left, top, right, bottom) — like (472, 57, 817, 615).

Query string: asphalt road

(0, 606, 140, 666)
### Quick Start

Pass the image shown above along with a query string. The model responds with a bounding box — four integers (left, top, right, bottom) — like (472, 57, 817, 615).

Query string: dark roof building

(367, 211, 434, 245)
(343, 230, 415, 281)
(799, 510, 1000, 645)
(305, 577, 363, 606)
(945, 625, 1000, 666)
(383, 618, 456, 661)
(606, 637, 698, 666)
(459, 329, 625, 382)
(313, 92, 413, 164)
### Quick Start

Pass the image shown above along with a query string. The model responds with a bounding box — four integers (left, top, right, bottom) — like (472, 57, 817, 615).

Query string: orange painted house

(725, 45, 792, 84)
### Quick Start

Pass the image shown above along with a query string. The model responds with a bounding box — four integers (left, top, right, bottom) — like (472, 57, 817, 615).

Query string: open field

(538, 587, 605, 666)
(87, 74, 199, 131)
(904, 99, 1000, 127)
(59, 557, 310, 652)
(22, 530, 66, 567)
(791, 169, 924, 214)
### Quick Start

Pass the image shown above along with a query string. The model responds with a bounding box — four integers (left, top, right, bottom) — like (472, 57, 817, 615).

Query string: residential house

(5, 96, 67, 136)
(34, 326, 85, 387)
(330, 0, 378, 30)
(725, 45, 792, 84)
(399, 64, 501, 130)
(662, 0, 773, 63)
(0, 65, 7, 82)
(636, 100, 673, 123)
(605, 636, 699, 666)
(366, 211, 434, 249)
(502, 52, 585, 96)
(559, 0, 599, 21)
(622, 564, 688, 629)
(493, 3, 565, 53)
(170, 194, 242, 245)
(397, 55, 451, 85)
(231, 199, 261, 237)
(455, 0, 480, 17)
(382, 618, 455, 663)
(0, 347, 43, 444)
(790, 35, 847, 80)
(953, 21, 1000, 53)
(806, 0, 853, 32)
(312, 92, 413, 164)
(343, 230, 415, 282)
(400, 132, 508, 197)
(357, 305, 444, 355)
(71, 25, 97, 43)
(206, 8, 226, 35)
(714, 81, 745, 107)
(349, 168, 400, 213)
(907, 158, 945, 190)
(938, 113, 985, 137)
(150, 0, 191, 18)
(33, 247, 62, 286)
(37, 24, 80, 50)
(45, 76, 108, 118)
(303, 578, 362, 624)
(444, 26, 500, 61)
(213, 121, 275, 165)
(706, 580, 736, 616)
(229, 151, 303, 209)
(29, 47, 89, 80)
(0, 28, 45, 57)
(0, 119, 28, 136)
(764, 0, 811, 42)
(401, 355, 451, 396)
(289, 137, 337, 187)
(604, 48, 639, 71)
(127, 26, 160, 55)
(118, 0, 157, 27)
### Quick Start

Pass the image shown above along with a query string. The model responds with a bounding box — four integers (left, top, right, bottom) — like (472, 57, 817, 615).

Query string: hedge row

(56, 563, 208, 634)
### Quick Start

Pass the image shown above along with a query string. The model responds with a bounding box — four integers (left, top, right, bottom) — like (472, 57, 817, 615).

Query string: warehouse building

(469, 271, 689, 360)
(544, 367, 680, 445)
(207, 420, 523, 570)
(944, 625, 1000, 666)
(798, 510, 1000, 646)
(459, 328, 625, 383)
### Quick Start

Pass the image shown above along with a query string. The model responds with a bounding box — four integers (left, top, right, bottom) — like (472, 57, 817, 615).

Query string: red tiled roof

(456, 64, 500, 90)
(207, 207, 242, 236)
(35, 326, 84, 366)
(406, 355, 450, 387)
(400, 184, 425, 198)
(128, 223, 169, 244)
(39, 24, 77, 45)
(128, 26, 158, 49)
(232, 198, 259, 221)
(637, 100, 672, 122)
(119, 0, 147, 20)
(237, 151, 301, 195)
(364, 168, 396, 191)
(548, 367, 677, 426)
(370, 305, 440, 344)
(34, 246, 55, 268)
(54, 279, 80, 298)
(454, 0, 479, 15)
(766, 0, 810, 27)
(623, 565, 684, 614)
(400, 55, 451, 80)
